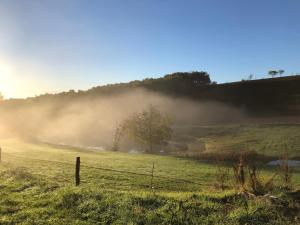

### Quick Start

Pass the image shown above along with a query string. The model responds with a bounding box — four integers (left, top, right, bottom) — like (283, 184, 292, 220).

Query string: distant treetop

(163, 71, 211, 84)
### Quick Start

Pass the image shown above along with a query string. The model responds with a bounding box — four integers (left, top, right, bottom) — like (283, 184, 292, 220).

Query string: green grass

(174, 124, 300, 157)
(0, 137, 300, 224)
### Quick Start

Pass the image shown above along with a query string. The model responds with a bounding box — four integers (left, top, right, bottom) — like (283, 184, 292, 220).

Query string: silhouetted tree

(278, 70, 285, 77)
(163, 71, 211, 84)
(248, 74, 254, 80)
(268, 70, 278, 78)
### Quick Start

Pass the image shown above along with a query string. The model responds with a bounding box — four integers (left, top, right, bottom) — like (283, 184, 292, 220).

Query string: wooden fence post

(75, 157, 80, 186)
(150, 163, 154, 190)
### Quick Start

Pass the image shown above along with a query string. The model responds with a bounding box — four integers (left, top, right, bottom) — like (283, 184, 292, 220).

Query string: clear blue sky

(0, 0, 299, 98)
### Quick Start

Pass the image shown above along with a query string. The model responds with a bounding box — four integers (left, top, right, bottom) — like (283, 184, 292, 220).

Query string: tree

(163, 71, 211, 84)
(248, 74, 254, 80)
(123, 105, 172, 153)
(268, 70, 278, 78)
(278, 69, 285, 77)
(111, 123, 124, 151)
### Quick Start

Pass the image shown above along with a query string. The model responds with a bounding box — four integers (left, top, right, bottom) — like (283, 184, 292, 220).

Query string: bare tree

(111, 123, 124, 151)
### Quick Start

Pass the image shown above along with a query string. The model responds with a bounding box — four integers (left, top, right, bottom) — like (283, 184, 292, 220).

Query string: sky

(0, 0, 299, 99)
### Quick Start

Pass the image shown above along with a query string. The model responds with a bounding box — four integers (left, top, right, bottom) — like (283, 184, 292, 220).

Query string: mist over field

(0, 88, 245, 148)
(1, 1, 300, 224)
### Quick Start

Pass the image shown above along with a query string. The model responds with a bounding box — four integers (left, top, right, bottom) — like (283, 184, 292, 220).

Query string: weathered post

(75, 157, 80, 186)
(150, 163, 155, 190)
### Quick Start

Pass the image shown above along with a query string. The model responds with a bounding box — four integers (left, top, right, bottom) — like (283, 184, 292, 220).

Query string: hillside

(1, 73, 299, 117)
(87, 74, 300, 117)
(6, 73, 300, 118)
(171, 124, 300, 158)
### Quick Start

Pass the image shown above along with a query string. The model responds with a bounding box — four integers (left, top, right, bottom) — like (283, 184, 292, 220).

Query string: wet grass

(0, 137, 299, 224)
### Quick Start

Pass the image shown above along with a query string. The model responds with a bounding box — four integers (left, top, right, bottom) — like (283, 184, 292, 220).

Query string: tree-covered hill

(4, 72, 299, 118)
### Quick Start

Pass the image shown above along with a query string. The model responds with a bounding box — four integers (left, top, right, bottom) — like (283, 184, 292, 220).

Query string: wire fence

(1, 152, 204, 188)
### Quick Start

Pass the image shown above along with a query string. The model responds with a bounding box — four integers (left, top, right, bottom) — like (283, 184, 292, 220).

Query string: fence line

(3, 152, 75, 166)
(2, 152, 203, 186)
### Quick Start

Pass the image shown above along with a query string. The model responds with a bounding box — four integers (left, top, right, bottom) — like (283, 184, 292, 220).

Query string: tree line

(268, 69, 285, 78)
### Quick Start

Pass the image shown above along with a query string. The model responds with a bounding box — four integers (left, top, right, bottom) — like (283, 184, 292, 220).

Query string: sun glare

(0, 60, 17, 99)
(0, 56, 48, 99)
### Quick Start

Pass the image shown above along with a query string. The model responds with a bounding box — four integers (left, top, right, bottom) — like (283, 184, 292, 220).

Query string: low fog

(0, 88, 246, 150)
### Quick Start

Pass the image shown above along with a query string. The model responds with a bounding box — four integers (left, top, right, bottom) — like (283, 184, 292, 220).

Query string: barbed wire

(2, 152, 203, 186)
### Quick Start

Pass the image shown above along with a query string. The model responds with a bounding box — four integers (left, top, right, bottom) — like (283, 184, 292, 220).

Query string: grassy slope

(174, 124, 300, 157)
(0, 138, 300, 224)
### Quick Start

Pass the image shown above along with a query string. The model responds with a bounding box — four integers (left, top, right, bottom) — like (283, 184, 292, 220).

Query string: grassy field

(0, 136, 300, 224)
(173, 124, 300, 157)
